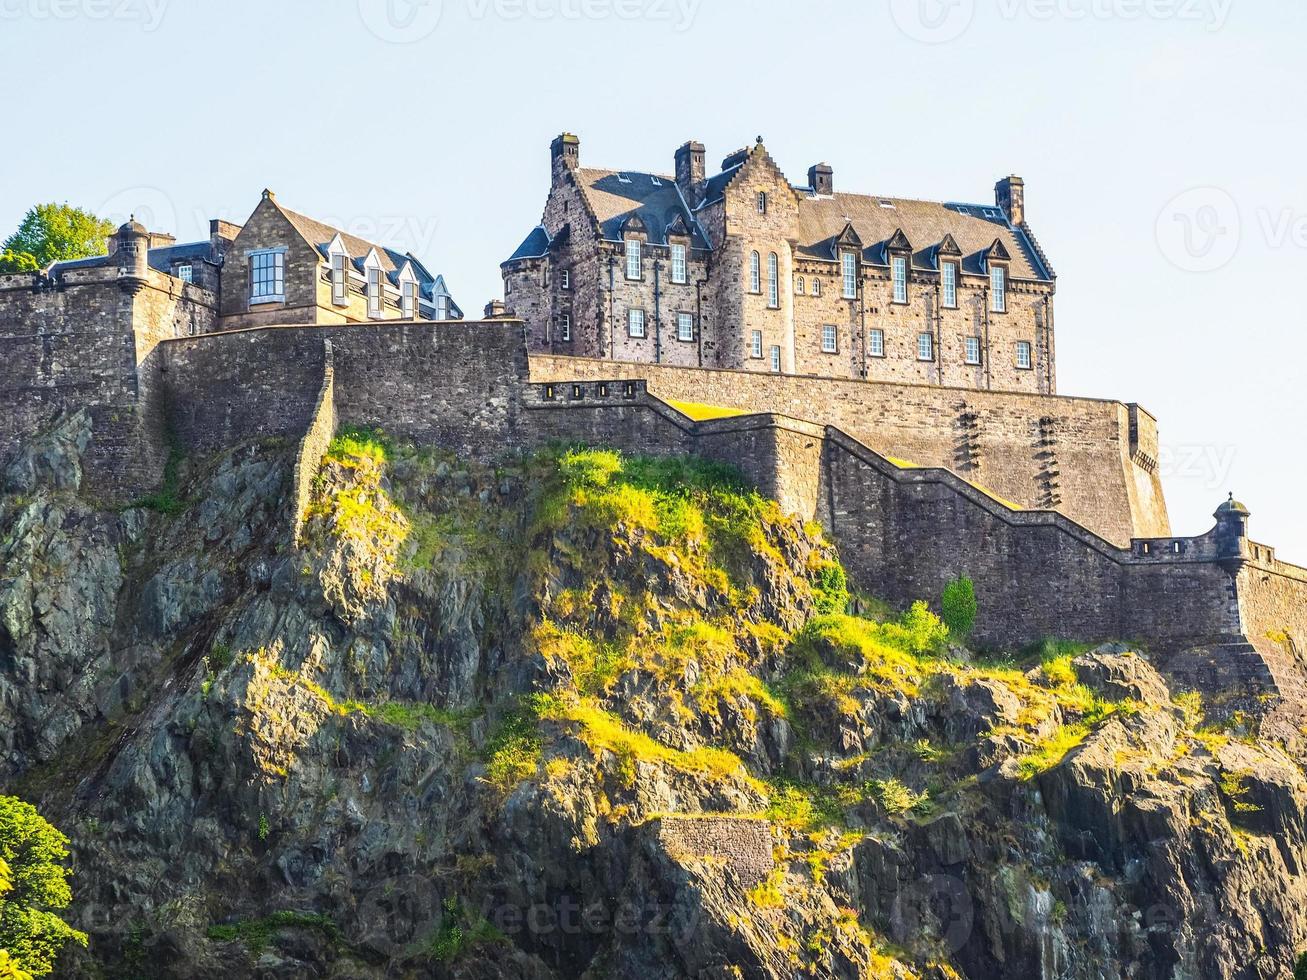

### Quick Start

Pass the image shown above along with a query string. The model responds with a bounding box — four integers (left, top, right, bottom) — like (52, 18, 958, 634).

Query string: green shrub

(812, 561, 850, 615)
(1294, 951, 1307, 980)
(941, 577, 977, 640)
(327, 425, 391, 463)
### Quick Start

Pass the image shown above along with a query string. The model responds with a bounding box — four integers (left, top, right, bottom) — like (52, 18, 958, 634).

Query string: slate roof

(507, 225, 552, 262)
(571, 168, 710, 248)
(146, 241, 213, 274)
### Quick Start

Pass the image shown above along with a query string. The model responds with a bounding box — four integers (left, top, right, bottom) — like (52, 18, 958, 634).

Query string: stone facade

(504, 134, 1056, 392)
(651, 816, 774, 888)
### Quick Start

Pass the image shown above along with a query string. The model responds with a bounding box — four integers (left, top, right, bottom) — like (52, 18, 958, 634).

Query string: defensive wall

(529, 355, 1170, 548)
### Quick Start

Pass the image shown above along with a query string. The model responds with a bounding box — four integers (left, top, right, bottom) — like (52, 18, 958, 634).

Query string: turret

(114, 216, 150, 295)
(551, 133, 580, 177)
(1213, 493, 1251, 573)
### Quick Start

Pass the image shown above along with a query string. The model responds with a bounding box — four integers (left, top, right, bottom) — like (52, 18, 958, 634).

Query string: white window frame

(401, 280, 418, 319)
(767, 252, 779, 308)
(757, 191, 767, 214)
(917, 332, 934, 361)
(841, 251, 857, 299)
(560, 313, 571, 341)
(1016, 340, 1033, 370)
(676, 312, 694, 342)
(991, 264, 1007, 313)
(812, 278, 821, 297)
(965, 336, 982, 365)
(869, 328, 885, 358)
(796, 275, 805, 295)
(627, 308, 646, 338)
(769, 345, 782, 373)
(749, 251, 761, 293)
(331, 253, 350, 306)
(626, 239, 642, 280)
(670, 244, 687, 284)
(436, 294, 451, 320)
(367, 267, 386, 318)
(942, 262, 957, 309)
(892, 256, 908, 304)
(750, 329, 763, 359)
(560, 268, 570, 289)
(176, 263, 193, 283)
(821, 324, 838, 354)
(249, 249, 285, 303)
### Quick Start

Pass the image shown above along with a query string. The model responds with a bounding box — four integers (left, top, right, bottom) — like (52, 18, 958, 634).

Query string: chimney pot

(996, 175, 1026, 225)
(809, 163, 834, 195)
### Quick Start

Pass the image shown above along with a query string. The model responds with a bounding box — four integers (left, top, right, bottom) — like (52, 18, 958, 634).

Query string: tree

(0, 798, 86, 978)
(0, 252, 39, 275)
(941, 576, 978, 640)
(2, 204, 115, 270)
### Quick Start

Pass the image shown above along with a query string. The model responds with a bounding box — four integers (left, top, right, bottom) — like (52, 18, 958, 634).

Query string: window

(767, 252, 779, 308)
(750, 330, 763, 358)
(917, 332, 934, 361)
(628, 308, 646, 338)
(677, 312, 694, 342)
(176, 264, 193, 283)
(965, 336, 982, 364)
(367, 267, 385, 318)
(892, 256, 908, 304)
(991, 265, 1007, 312)
(757, 191, 767, 214)
(942, 262, 957, 308)
(812, 278, 821, 297)
(250, 250, 284, 302)
(1016, 340, 1033, 369)
(770, 345, 781, 373)
(331, 253, 349, 305)
(821, 324, 838, 353)
(869, 328, 885, 358)
(560, 268, 570, 289)
(749, 251, 761, 293)
(626, 239, 642, 280)
(560, 314, 571, 341)
(796, 275, 805, 294)
(670, 244, 686, 284)
(401, 280, 417, 319)
(841, 252, 857, 299)
(436, 294, 450, 320)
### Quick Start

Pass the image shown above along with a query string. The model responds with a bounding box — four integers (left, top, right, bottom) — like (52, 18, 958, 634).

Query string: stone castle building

(503, 133, 1055, 392)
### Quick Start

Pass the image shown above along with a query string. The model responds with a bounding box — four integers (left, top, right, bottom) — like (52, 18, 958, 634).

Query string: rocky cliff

(2, 412, 1306, 979)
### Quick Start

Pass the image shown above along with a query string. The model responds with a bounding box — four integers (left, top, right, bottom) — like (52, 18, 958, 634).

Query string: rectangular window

(670, 244, 687, 284)
(757, 191, 767, 214)
(750, 330, 763, 358)
(560, 268, 570, 289)
(1016, 340, 1033, 369)
(250, 250, 284, 302)
(821, 324, 838, 353)
(677, 312, 694, 342)
(917, 332, 934, 361)
(176, 264, 193, 283)
(942, 262, 957, 308)
(561, 313, 571, 341)
(767, 252, 779, 308)
(367, 268, 385, 317)
(331, 253, 349, 305)
(869, 328, 885, 358)
(841, 252, 857, 299)
(892, 256, 908, 304)
(628, 308, 645, 338)
(401, 281, 417, 319)
(749, 252, 761, 293)
(626, 239, 641, 280)
(991, 265, 1006, 312)
(770, 345, 781, 373)
(965, 336, 982, 364)
(436, 294, 450, 320)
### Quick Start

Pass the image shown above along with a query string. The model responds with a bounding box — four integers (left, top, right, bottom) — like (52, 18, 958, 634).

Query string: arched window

(812, 278, 822, 297)
(749, 251, 761, 293)
(767, 252, 779, 308)
(796, 275, 805, 294)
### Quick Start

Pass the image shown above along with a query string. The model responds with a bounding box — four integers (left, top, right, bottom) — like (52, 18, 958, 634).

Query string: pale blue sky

(2, 0, 1303, 555)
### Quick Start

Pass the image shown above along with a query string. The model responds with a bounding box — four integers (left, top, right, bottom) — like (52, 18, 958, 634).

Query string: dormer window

(331, 253, 350, 306)
(749, 251, 761, 293)
(757, 191, 767, 214)
(670, 243, 687, 284)
(991, 264, 1007, 313)
(436, 294, 450, 320)
(767, 252, 779, 308)
(367, 267, 385, 318)
(892, 256, 908, 304)
(841, 252, 857, 299)
(249, 249, 285, 303)
(401, 280, 417, 319)
(941, 262, 958, 309)
(626, 239, 642, 280)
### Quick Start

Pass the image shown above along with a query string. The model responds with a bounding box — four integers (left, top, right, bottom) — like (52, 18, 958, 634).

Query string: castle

(1, 138, 1304, 731)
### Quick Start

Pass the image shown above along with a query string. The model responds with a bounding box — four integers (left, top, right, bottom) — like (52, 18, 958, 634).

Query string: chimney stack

(809, 163, 834, 196)
(551, 133, 580, 176)
(996, 175, 1025, 225)
(675, 141, 706, 207)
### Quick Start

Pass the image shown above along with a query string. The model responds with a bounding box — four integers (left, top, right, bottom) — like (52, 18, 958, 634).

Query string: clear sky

(1, 0, 1303, 556)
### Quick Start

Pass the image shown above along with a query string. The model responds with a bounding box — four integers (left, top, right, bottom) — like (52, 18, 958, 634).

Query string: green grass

(327, 424, 391, 463)
(206, 911, 341, 955)
(483, 700, 544, 791)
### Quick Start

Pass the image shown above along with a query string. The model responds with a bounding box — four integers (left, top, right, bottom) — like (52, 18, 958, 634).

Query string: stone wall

(530, 354, 1168, 546)
(290, 341, 337, 544)
(1240, 554, 1307, 668)
(651, 816, 774, 888)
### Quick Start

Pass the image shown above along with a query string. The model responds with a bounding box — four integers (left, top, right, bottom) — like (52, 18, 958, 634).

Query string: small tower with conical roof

(114, 216, 150, 295)
(1213, 493, 1251, 573)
